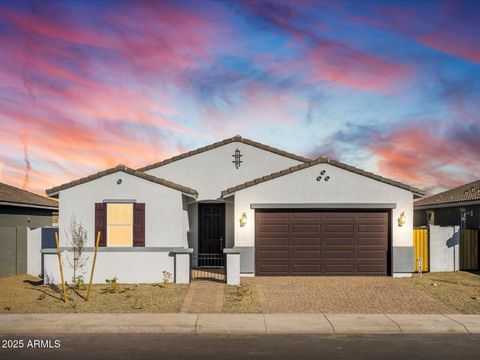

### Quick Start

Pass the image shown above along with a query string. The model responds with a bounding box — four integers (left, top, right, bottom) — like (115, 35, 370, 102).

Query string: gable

(222, 158, 424, 197)
(46, 165, 197, 198)
(144, 140, 304, 200)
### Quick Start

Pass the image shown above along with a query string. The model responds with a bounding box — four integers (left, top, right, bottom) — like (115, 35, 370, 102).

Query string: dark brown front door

(199, 203, 225, 254)
(255, 210, 389, 276)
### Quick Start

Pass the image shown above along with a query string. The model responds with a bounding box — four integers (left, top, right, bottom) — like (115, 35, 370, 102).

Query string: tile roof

(45, 165, 198, 197)
(414, 179, 480, 207)
(137, 135, 310, 172)
(0, 182, 58, 208)
(221, 157, 425, 197)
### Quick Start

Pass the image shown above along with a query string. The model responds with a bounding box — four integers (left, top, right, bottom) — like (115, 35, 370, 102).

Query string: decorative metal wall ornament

(232, 148, 243, 169)
(117, 179, 123, 185)
(317, 170, 330, 182)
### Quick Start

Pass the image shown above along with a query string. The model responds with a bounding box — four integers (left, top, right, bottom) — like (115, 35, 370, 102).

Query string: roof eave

(0, 201, 58, 210)
(414, 199, 480, 210)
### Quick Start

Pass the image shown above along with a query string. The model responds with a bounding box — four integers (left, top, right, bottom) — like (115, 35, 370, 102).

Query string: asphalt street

(1, 333, 480, 360)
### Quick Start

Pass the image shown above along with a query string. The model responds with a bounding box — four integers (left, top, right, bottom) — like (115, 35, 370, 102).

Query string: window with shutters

(107, 203, 133, 247)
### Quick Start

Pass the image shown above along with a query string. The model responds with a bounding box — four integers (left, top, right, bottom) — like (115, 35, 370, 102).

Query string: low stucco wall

(430, 225, 460, 272)
(27, 228, 42, 277)
(43, 250, 179, 284)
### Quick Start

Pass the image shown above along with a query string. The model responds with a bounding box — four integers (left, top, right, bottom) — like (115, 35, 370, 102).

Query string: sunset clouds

(0, 0, 479, 195)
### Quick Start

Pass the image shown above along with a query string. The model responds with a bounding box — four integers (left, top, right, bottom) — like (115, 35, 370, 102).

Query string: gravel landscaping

(2, 272, 479, 314)
(0, 275, 188, 313)
(399, 271, 480, 314)
(223, 279, 262, 313)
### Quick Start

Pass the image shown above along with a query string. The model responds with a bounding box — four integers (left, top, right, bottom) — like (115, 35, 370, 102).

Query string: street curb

(1, 314, 479, 334)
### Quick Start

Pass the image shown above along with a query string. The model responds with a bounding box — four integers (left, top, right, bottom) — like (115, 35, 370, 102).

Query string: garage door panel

(358, 224, 386, 233)
(325, 237, 354, 245)
(325, 264, 355, 274)
(292, 212, 321, 219)
(325, 224, 355, 232)
(292, 250, 321, 259)
(259, 250, 289, 259)
(255, 210, 388, 276)
(357, 264, 387, 274)
(292, 237, 321, 245)
(292, 264, 323, 273)
(260, 224, 289, 232)
(293, 224, 320, 233)
(258, 264, 290, 274)
(358, 236, 385, 245)
(325, 250, 354, 258)
(323, 212, 355, 220)
(260, 237, 289, 246)
(358, 250, 387, 258)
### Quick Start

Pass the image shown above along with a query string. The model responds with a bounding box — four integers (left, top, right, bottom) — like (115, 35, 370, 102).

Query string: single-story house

(0, 182, 58, 277)
(44, 135, 424, 284)
(414, 179, 480, 229)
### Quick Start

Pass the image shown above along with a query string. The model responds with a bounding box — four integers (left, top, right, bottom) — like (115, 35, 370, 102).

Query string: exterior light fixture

(398, 212, 406, 227)
(239, 212, 247, 227)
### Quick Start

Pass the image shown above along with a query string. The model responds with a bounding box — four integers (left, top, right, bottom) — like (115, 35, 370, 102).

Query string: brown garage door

(255, 210, 389, 276)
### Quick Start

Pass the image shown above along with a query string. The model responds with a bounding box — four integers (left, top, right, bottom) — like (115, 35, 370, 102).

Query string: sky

(0, 0, 479, 196)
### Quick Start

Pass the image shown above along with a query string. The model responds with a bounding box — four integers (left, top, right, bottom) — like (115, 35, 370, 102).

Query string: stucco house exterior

(0, 182, 58, 277)
(414, 179, 480, 229)
(44, 136, 424, 284)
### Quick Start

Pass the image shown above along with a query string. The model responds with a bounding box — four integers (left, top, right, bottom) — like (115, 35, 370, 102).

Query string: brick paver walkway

(253, 277, 456, 314)
(180, 281, 224, 313)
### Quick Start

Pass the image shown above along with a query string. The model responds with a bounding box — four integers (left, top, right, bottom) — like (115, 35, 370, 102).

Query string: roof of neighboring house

(137, 135, 310, 172)
(414, 179, 480, 208)
(0, 182, 58, 209)
(45, 165, 198, 197)
(221, 157, 425, 197)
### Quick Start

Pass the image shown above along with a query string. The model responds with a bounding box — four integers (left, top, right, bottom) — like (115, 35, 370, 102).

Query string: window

(427, 211, 434, 226)
(107, 203, 133, 247)
(460, 208, 467, 229)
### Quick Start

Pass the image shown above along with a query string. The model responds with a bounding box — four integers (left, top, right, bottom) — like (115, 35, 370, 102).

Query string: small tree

(66, 217, 88, 298)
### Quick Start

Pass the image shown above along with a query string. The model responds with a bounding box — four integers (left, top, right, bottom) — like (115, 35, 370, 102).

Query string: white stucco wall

(429, 225, 460, 272)
(27, 227, 42, 277)
(145, 142, 302, 201)
(232, 163, 414, 248)
(57, 171, 190, 248)
(48, 170, 192, 284)
(43, 250, 176, 284)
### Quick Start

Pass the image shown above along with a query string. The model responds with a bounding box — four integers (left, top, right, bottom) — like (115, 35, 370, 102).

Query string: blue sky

(0, 0, 479, 194)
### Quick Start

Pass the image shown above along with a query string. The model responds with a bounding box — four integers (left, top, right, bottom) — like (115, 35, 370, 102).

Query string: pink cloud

(307, 40, 413, 93)
(368, 122, 480, 194)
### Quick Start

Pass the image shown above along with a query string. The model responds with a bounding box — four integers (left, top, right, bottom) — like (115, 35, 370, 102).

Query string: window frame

(106, 202, 134, 247)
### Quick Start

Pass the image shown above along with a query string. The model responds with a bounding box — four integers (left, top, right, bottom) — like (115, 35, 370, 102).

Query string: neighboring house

(414, 179, 480, 229)
(44, 135, 424, 284)
(0, 182, 58, 277)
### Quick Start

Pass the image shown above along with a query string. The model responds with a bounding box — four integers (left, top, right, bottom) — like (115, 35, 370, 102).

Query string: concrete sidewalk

(1, 314, 480, 334)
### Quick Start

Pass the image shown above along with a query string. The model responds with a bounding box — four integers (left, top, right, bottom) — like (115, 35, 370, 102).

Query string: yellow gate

(460, 229, 479, 270)
(413, 228, 429, 272)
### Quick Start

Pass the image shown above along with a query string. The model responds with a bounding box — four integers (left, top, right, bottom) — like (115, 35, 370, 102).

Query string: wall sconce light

(398, 212, 406, 227)
(239, 212, 247, 227)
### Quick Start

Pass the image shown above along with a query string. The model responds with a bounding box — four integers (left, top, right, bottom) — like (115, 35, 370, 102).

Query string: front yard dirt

(0, 275, 188, 313)
(223, 278, 262, 313)
(399, 271, 480, 314)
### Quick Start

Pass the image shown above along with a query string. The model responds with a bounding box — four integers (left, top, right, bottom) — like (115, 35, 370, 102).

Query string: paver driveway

(252, 277, 456, 314)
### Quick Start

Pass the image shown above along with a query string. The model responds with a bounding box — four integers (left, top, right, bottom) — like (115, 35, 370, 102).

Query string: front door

(198, 203, 225, 254)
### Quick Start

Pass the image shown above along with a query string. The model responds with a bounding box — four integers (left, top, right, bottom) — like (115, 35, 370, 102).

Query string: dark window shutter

(95, 203, 107, 247)
(133, 203, 145, 247)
